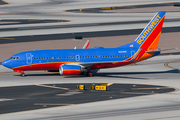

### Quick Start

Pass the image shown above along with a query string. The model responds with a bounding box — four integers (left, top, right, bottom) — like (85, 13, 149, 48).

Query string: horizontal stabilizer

(146, 48, 178, 53)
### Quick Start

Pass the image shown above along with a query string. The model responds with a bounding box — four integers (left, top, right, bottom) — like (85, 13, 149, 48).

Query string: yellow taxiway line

(164, 60, 180, 70)
(0, 37, 14, 40)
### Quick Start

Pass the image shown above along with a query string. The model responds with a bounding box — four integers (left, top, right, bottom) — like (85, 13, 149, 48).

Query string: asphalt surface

(0, 26, 180, 44)
(0, 18, 179, 31)
(0, 19, 69, 25)
(65, 2, 179, 13)
(0, 0, 180, 119)
(0, 55, 180, 120)
(0, 83, 175, 114)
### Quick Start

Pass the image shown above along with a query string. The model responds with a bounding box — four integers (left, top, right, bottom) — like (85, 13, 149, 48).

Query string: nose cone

(2, 59, 12, 69)
(2, 60, 8, 67)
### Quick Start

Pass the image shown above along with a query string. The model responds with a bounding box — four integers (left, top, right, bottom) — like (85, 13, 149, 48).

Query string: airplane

(2, 11, 170, 77)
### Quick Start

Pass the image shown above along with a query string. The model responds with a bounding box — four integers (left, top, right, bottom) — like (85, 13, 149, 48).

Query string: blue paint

(2, 11, 166, 74)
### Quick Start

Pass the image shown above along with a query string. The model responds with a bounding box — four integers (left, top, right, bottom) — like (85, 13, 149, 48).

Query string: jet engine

(59, 64, 85, 75)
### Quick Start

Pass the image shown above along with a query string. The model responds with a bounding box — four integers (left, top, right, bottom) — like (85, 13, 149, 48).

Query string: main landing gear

(86, 71, 92, 77)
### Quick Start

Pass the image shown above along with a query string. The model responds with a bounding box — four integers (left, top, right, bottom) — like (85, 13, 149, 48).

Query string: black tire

(21, 73, 25, 77)
(86, 72, 92, 77)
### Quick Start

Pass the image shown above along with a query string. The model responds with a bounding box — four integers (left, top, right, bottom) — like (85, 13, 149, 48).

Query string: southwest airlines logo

(137, 14, 162, 45)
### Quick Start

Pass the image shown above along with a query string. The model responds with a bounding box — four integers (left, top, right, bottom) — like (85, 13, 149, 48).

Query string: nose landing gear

(14, 70, 25, 77)
(20, 73, 25, 77)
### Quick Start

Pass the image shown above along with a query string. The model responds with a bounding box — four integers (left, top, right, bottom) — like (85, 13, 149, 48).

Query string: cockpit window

(10, 57, 19, 59)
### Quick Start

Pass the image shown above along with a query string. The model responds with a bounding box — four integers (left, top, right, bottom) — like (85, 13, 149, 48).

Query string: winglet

(82, 39, 90, 49)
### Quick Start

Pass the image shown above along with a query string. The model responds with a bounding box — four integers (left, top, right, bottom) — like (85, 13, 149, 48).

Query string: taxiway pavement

(0, 83, 174, 114)
(0, 0, 180, 120)
(0, 55, 180, 120)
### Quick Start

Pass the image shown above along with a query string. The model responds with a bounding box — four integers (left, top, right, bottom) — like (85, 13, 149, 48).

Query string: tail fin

(132, 11, 166, 61)
(135, 11, 166, 50)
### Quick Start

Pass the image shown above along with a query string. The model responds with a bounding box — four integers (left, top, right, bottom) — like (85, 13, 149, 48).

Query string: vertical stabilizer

(135, 11, 166, 50)
(132, 11, 166, 61)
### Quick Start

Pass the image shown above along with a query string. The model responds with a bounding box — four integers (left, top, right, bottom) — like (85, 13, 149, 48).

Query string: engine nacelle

(59, 64, 84, 75)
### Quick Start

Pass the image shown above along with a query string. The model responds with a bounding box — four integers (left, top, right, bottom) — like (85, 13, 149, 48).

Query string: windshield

(10, 57, 19, 60)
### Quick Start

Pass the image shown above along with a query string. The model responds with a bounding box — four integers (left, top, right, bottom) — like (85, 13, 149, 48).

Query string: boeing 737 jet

(2, 11, 169, 77)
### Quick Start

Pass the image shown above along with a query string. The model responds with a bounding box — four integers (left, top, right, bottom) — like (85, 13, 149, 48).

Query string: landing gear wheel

(86, 72, 92, 77)
(21, 73, 25, 77)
